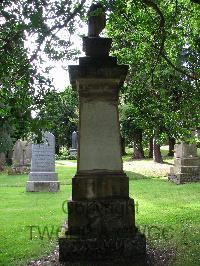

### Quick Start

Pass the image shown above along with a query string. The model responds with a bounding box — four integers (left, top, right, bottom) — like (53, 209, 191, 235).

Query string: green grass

(130, 179, 200, 265)
(0, 156, 200, 265)
(0, 166, 76, 266)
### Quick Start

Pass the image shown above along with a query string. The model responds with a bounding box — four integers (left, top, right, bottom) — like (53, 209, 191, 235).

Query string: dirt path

(123, 160, 172, 178)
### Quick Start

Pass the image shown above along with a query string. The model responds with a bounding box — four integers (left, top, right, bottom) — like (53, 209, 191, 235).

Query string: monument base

(59, 230, 146, 265)
(168, 173, 200, 184)
(169, 165, 200, 184)
(26, 181, 60, 192)
(8, 165, 30, 175)
(59, 198, 146, 264)
(29, 172, 58, 181)
(69, 149, 77, 157)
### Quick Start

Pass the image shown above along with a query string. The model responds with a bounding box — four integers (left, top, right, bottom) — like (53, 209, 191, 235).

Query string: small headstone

(10, 140, 32, 174)
(26, 132, 59, 192)
(169, 142, 200, 184)
(69, 131, 77, 157)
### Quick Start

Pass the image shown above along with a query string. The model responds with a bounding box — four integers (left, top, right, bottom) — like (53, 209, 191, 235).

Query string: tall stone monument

(26, 132, 60, 192)
(59, 3, 146, 264)
(169, 142, 200, 184)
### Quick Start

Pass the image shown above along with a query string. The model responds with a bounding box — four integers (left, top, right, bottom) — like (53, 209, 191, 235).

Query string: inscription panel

(31, 132, 55, 172)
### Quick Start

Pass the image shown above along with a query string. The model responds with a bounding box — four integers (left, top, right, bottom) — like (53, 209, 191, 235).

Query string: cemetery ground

(0, 148, 199, 266)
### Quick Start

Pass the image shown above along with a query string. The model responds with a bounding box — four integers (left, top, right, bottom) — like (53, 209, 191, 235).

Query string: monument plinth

(59, 4, 146, 264)
(169, 142, 200, 184)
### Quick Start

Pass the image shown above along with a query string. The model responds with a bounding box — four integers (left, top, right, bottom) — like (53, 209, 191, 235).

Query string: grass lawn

(0, 151, 200, 265)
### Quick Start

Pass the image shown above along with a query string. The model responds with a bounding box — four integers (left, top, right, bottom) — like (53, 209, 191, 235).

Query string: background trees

(38, 86, 78, 154)
(104, 0, 200, 162)
(0, 0, 199, 162)
(0, 0, 86, 152)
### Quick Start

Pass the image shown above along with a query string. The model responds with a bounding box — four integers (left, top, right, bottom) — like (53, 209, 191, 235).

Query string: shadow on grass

(162, 161, 173, 166)
(126, 171, 152, 181)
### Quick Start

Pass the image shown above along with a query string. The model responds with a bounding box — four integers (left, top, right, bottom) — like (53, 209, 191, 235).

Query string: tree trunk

(153, 138, 163, 163)
(148, 137, 153, 158)
(132, 129, 145, 159)
(120, 135, 126, 156)
(0, 153, 6, 171)
(55, 145, 60, 155)
(6, 150, 13, 166)
(168, 137, 175, 157)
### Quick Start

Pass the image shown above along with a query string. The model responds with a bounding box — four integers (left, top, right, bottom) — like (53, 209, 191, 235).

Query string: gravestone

(26, 132, 59, 192)
(11, 140, 32, 174)
(59, 3, 146, 265)
(69, 131, 77, 157)
(169, 142, 200, 184)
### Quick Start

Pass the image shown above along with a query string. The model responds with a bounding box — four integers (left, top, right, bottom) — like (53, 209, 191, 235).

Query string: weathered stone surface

(69, 131, 77, 157)
(12, 140, 32, 166)
(29, 172, 58, 181)
(31, 133, 55, 172)
(10, 140, 32, 174)
(26, 181, 60, 192)
(71, 131, 77, 149)
(69, 65, 128, 90)
(79, 56, 117, 67)
(59, 32, 146, 263)
(174, 157, 200, 167)
(169, 142, 200, 184)
(26, 132, 59, 192)
(169, 172, 200, 184)
(67, 198, 135, 237)
(174, 165, 200, 174)
(83, 37, 112, 57)
(59, 231, 146, 265)
(175, 143, 197, 158)
(78, 99, 122, 171)
(72, 171, 129, 200)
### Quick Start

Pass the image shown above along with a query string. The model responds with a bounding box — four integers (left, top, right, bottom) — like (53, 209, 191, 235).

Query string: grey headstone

(31, 132, 55, 172)
(71, 131, 78, 149)
(26, 132, 59, 192)
(69, 131, 77, 157)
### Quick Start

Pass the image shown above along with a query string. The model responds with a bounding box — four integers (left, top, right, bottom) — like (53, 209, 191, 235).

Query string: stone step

(174, 157, 200, 167)
(174, 165, 200, 174)
(168, 173, 200, 184)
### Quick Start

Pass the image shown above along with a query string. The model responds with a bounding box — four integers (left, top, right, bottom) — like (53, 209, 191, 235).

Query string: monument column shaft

(77, 79, 123, 172)
(70, 70, 129, 201)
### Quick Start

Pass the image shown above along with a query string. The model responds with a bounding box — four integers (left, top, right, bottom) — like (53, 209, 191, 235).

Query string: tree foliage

(38, 87, 78, 153)
(0, 0, 86, 152)
(103, 0, 200, 145)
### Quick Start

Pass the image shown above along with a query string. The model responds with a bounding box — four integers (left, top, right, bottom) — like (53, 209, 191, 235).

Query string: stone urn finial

(88, 3, 106, 37)
(83, 3, 111, 57)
